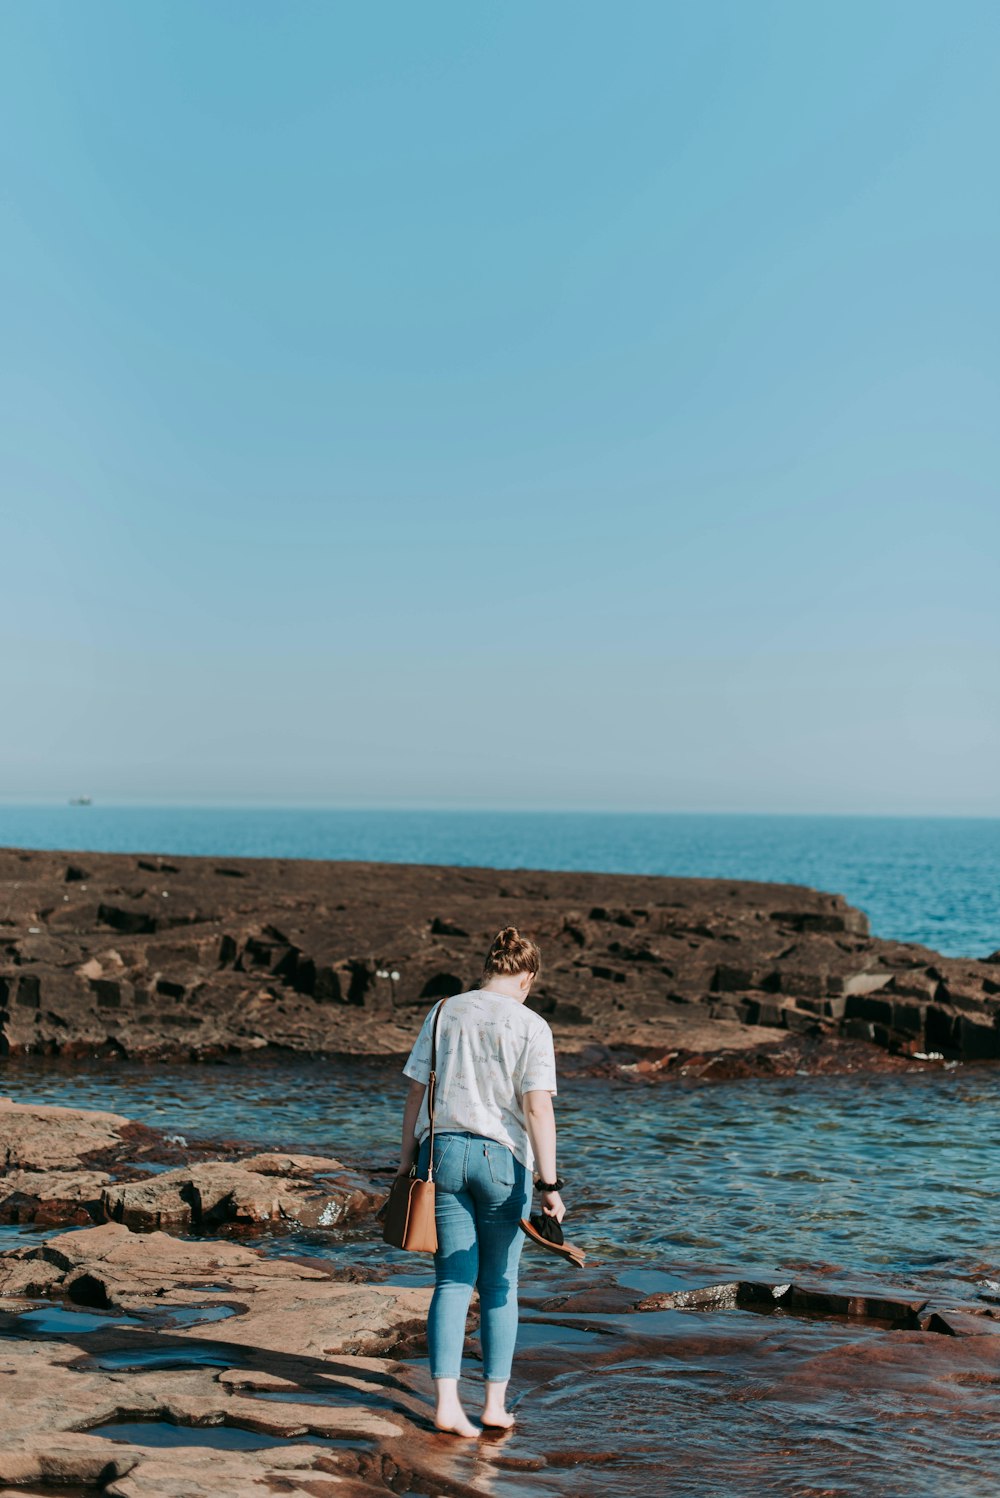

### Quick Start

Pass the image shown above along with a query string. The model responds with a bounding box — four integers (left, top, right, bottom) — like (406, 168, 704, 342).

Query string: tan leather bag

(381, 998, 447, 1254)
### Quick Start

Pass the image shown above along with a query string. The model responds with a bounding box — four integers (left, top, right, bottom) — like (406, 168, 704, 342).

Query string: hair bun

(482, 925, 541, 981)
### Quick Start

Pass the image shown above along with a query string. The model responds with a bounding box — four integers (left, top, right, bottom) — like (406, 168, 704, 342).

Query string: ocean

(0, 805, 997, 958)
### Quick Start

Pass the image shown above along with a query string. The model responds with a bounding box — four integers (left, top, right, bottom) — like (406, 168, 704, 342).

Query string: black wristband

(534, 1176, 564, 1193)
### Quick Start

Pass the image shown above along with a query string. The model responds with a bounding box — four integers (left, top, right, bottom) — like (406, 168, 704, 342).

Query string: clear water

(3, 1056, 998, 1495)
(1, 804, 997, 956)
(10, 1306, 141, 1334)
(90, 1420, 353, 1451)
(2, 1058, 996, 1309)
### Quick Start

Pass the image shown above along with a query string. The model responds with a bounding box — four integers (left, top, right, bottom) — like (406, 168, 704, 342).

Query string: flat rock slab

(0, 1223, 469, 1498)
(0, 1349, 402, 1496)
(1, 1438, 381, 1498)
(0, 1097, 133, 1169)
(0, 1222, 429, 1359)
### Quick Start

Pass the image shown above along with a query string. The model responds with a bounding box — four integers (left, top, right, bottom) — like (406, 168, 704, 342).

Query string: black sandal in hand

(519, 1212, 586, 1268)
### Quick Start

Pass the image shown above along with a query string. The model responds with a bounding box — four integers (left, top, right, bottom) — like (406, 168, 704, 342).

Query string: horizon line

(0, 801, 998, 821)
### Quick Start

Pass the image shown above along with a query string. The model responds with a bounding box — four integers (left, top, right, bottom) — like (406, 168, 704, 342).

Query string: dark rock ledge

(1, 846, 998, 1067)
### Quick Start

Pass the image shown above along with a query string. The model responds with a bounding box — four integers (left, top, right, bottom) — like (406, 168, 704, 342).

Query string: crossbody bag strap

(425, 997, 447, 1183)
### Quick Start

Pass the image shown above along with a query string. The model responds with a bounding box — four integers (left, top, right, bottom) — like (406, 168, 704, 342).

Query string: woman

(398, 926, 565, 1438)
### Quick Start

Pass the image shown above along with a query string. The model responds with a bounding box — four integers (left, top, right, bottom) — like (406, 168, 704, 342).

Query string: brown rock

(0, 1168, 109, 1226)
(0, 1224, 427, 1496)
(0, 1098, 133, 1169)
(0, 1222, 426, 1352)
(0, 1100, 381, 1237)
(101, 1160, 374, 1233)
(1, 847, 997, 1068)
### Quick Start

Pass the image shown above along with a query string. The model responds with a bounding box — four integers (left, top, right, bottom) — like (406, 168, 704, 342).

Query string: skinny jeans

(416, 1130, 529, 1382)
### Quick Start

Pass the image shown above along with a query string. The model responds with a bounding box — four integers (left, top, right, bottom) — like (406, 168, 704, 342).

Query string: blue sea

(0, 805, 997, 958)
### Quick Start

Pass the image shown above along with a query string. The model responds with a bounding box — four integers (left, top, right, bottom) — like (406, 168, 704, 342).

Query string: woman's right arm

(399, 1079, 426, 1174)
(523, 1089, 565, 1222)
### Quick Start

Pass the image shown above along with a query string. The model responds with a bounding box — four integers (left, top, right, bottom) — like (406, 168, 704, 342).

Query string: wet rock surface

(1, 847, 998, 1068)
(2, 849, 998, 1489)
(0, 1222, 430, 1357)
(0, 1225, 997, 1497)
(0, 1226, 429, 1496)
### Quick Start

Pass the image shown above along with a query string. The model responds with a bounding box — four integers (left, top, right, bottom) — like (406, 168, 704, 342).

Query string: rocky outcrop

(1, 847, 997, 1065)
(100, 1155, 373, 1233)
(0, 1100, 380, 1235)
(0, 1096, 134, 1168)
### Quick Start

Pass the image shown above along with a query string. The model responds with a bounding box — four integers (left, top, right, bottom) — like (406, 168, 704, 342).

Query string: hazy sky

(2, 1, 998, 812)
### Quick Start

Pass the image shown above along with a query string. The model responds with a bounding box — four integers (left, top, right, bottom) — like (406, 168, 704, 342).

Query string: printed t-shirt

(402, 988, 558, 1171)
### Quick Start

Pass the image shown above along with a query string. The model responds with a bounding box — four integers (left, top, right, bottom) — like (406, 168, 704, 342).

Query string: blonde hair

(482, 926, 541, 983)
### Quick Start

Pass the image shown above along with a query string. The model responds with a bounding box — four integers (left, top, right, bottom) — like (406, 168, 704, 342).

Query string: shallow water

(6, 1305, 142, 1335)
(490, 1326, 999, 1498)
(3, 1057, 997, 1307)
(9, 1294, 996, 1496)
(91, 1419, 354, 1451)
(3, 1057, 998, 1495)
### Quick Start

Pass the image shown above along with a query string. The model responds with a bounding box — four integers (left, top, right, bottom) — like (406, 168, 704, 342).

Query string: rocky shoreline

(1, 846, 998, 1069)
(1, 1097, 998, 1497)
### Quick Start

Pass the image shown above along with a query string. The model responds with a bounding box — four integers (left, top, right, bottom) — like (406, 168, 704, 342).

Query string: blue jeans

(416, 1130, 529, 1383)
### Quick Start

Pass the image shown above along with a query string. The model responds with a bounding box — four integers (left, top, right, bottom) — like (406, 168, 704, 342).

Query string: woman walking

(398, 926, 565, 1437)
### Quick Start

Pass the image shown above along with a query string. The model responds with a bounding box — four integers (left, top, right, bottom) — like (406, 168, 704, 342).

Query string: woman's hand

(540, 1189, 565, 1223)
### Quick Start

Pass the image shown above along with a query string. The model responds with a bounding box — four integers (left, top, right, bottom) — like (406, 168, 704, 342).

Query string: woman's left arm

(399, 1079, 426, 1173)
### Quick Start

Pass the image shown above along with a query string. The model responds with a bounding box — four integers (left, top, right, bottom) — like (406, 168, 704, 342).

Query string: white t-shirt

(402, 988, 558, 1171)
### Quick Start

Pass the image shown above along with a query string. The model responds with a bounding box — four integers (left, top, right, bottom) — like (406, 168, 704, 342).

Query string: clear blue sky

(2, 1, 998, 812)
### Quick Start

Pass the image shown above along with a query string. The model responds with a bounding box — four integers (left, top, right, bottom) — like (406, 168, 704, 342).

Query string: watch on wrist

(533, 1176, 564, 1193)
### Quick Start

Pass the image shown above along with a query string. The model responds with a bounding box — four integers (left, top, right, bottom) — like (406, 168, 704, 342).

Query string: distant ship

(68, 796, 93, 806)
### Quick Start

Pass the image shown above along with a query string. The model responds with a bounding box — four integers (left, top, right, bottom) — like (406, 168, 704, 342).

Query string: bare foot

(434, 1411, 481, 1438)
(481, 1406, 515, 1430)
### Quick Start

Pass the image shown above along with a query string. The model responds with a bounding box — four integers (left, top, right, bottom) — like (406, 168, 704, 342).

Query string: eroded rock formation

(0, 1100, 379, 1235)
(0, 847, 997, 1065)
